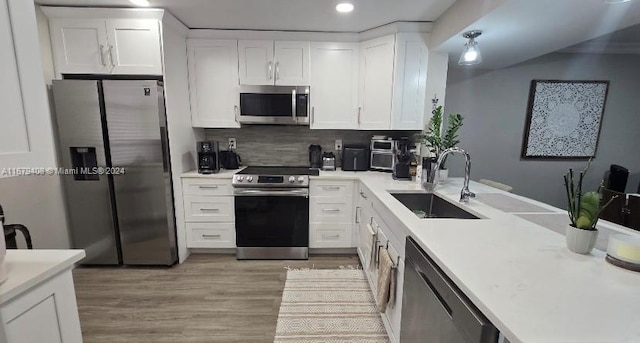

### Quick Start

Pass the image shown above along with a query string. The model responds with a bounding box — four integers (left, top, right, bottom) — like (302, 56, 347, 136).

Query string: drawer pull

(360, 191, 368, 199)
(198, 185, 219, 189)
(200, 208, 220, 212)
(323, 234, 340, 239)
(323, 208, 341, 213)
(202, 234, 221, 239)
(323, 186, 341, 191)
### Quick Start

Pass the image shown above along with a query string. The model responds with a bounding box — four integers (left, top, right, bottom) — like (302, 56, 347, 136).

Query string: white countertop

(316, 170, 640, 343)
(180, 167, 640, 342)
(181, 167, 245, 179)
(0, 249, 85, 305)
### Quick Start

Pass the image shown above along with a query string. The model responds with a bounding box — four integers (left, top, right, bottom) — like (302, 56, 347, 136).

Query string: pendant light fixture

(458, 30, 483, 66)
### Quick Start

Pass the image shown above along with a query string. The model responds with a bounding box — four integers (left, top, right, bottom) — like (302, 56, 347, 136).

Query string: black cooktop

(237, 166, 319, 176)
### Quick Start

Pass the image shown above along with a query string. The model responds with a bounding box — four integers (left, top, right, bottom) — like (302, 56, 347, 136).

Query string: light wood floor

(73, 254, 360, 343)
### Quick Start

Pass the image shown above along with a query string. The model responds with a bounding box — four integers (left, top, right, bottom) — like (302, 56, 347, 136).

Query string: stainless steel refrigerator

(52, 80, 177, 266)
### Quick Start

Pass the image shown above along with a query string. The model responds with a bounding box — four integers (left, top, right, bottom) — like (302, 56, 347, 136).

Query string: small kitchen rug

(274, 269, 389, 343)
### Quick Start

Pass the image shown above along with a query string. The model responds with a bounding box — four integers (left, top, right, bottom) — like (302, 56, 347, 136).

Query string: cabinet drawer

(310, 180, 354, 197)
(183, 178, 233, 196)
(310, 223, 353, 248)
(184, 195, 234, 222)
(310, 197, 354, 223)
(186, 222, 235, 248)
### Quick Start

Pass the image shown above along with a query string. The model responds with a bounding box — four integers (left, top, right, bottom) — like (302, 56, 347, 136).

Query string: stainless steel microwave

(239, 86, 309, 125)
(370, 138, 396, 171)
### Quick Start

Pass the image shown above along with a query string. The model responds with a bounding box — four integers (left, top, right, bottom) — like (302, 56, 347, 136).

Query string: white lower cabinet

(309, 180, 355, 248)
(182, 177, 236, 249)
(0, 271, 82, 343)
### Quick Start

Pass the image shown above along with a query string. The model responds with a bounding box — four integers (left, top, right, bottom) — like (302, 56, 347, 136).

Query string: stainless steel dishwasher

(401, 237, 499, 343)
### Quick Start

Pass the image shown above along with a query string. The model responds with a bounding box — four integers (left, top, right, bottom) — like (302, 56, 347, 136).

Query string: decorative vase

(566, 225, 598, 254)
(438, 169, 448, 183)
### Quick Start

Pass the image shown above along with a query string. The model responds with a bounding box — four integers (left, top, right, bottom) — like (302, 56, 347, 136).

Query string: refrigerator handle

(160, 128, 170, 173)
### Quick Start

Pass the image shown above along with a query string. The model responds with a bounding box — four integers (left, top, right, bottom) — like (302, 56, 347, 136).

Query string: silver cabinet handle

(108, 45, 115, 68)
(234, 105, 240, 123)
(202, 234, 221, 239)
(357, 107, 362, 125)
(323, 186, 341, 191)
(360, 191, 368, 199)
(200, 208, 220, 212)
(311, 106, 315, 125)
(275, 61, 280, 80)
(199, 185, 219, 189)
(99, 45, 106, 66)
(323, 234, 340, 239)
(323, 208, 341, 213)
(355, 206, 361, 223)
(268, 61, 273, 80)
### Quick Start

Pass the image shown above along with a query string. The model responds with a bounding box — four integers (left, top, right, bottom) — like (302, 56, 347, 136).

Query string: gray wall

(205, 127, 415, 167)
(444, 53, 640, 208)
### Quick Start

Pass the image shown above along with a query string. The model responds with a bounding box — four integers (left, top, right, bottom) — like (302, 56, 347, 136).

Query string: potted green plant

(563, 161, 617, 254)
(414, 105, 464, 181)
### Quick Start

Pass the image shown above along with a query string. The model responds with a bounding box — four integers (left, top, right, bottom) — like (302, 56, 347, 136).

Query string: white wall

(0, 0, 69, 249)
(444, 53, 640, 208)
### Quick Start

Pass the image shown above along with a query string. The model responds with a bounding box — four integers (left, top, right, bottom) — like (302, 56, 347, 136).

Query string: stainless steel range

(233, 166, 313, 260)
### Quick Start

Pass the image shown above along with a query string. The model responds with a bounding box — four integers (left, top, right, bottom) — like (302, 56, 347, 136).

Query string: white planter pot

(566, 225, 598, 254)
(438, 169, 449, 183)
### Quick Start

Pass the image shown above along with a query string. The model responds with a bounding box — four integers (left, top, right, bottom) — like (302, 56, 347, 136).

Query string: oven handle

(234, 188, 309, 197)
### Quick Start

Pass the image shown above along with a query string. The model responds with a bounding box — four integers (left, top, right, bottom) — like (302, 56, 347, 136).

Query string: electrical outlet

(228, 138, 236, 150)
(335, 139, 343, 151)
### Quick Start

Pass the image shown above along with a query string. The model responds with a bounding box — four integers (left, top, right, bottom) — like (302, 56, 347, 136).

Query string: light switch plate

(228, 138, 236, 150)
(335, 139, 343, 151)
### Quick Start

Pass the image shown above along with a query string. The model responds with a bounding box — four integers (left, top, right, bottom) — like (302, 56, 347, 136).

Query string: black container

(342, 145, 369, 171)
(197, 141, 220, 174)
(309, 144, 322, 169)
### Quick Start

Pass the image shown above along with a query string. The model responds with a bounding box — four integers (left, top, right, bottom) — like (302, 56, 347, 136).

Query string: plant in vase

(563, 161, 617, 254)
(414, 105, 464, 181)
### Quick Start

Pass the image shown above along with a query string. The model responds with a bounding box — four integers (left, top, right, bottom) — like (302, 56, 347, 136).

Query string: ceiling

(562, 23, 640, 54)
(34, 0, 458, 32)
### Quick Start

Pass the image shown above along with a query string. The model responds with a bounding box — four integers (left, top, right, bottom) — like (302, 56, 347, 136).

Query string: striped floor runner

(274, 269, 389, 343)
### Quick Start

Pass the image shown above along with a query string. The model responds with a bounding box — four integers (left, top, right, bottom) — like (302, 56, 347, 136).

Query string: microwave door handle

(292, 88, 297, 124)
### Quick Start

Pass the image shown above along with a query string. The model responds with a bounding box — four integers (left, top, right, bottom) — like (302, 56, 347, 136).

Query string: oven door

(234, 188, 309, 259)
(371, 151, 394, 171)
(239, 86, 309, 125)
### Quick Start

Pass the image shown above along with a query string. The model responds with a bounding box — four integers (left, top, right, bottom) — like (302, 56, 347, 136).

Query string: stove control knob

(236, 176, 244, 182)
(297, 176, 305, 183)
(288, 176, 296, 183)
(246, 176, 254, 182)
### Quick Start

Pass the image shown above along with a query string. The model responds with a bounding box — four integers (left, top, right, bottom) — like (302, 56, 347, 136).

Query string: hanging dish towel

(367, 224, 377, 271)
(376, 247, 396, 313)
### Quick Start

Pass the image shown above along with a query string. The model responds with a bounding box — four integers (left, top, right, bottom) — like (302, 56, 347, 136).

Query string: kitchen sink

(390, 193, 479, 219)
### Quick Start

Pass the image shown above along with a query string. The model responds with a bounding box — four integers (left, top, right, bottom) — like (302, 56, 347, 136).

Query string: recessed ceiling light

(130, 0, 150, 7)
(336, 3, 354, 13)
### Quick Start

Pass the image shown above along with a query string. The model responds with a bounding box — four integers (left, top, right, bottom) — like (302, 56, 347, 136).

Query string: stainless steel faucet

(431, 147, 475, 203)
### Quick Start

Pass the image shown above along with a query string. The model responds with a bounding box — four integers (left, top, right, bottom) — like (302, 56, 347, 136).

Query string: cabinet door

(0, 0, 29, 154)
(359, 35, 395, 130)
(238, 40, 274, 85)
(274, 41, 309, 86)
(391, 33, 429, 130)
(106, 19, 162, 75)
(187, 39, 240, 128)
(310, 42, 359, 129)
(49, 18, 110, 74)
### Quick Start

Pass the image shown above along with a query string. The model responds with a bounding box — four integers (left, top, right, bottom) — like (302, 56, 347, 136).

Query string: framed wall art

(521, 80, 609, 159)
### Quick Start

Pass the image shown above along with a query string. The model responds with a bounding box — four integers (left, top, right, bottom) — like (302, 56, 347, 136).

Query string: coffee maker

(309, 144, 322, 169)
(198, 141, 220, 174)
(393, 138, 412, 181)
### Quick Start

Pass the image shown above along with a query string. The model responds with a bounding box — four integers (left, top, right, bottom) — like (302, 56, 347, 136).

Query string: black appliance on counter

(219, 150, 242, 169)
(393, 138, 412, 181)
(232, 166, 311, 260)
(197, 141, 220, 174)
(309, 144, 322, 169)
(342, 145, 369, 171)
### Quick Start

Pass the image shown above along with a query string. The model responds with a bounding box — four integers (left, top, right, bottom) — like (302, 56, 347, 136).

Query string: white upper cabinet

(187, 39, 240, 128)
(49, 19, 111, 74)
(106, 19, 162, 75)
(358, 35, 395, 130)
(238, 40, 309, 86)
(274, 41, 310, 86)
(391, 33, 429, 130)
(46, 11, 163, 75)
(238, 40, 274, 85)
(309, 42, 359, 129)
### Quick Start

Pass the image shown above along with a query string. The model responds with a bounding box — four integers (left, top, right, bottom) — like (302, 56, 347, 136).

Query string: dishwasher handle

(405, 237, 499, 343)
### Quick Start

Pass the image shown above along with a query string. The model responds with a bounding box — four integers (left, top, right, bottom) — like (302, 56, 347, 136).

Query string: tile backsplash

(204, 126, 417, 166)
